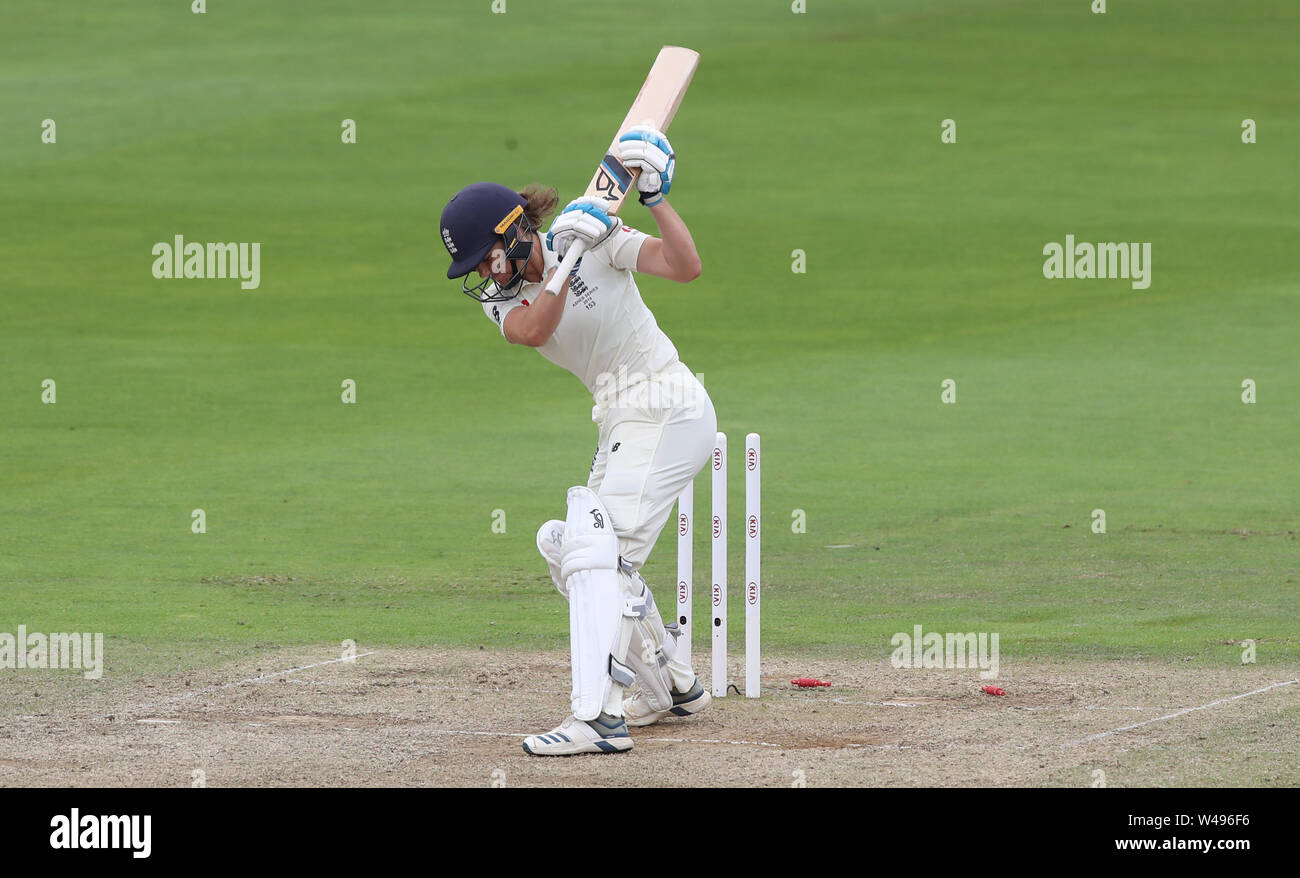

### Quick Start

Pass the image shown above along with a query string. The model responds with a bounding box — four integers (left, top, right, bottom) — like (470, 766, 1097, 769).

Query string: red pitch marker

(791, 678, 831, 688)
(982, 685, 1006, 696)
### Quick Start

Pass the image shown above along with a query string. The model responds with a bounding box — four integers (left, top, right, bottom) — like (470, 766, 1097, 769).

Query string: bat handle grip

(544, 242, 588, 295)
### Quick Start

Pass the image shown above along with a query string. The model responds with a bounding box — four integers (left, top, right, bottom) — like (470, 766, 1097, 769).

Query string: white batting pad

(536, 519, 567, 598)
(563, 487, 624, 720)
(622, 571, 674, 713)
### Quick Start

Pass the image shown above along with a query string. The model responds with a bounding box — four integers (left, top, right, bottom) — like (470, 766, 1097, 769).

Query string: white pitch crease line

(1083, 706, 1149, 712)
(421, 728, 905, 752)
(286, 679, 518, 693)
(833, 698, 1152, 711)
(642, 736, 910, 751)
(99, 651, 379, 719)
(643, 736, 785, 748)
(1012, 705, 1151, 713)
(420, 728, 788, 750)
(1064, 678, 1300, 747)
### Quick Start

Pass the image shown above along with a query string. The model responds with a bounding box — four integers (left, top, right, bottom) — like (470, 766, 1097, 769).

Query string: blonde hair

(518, 184, 559, 230)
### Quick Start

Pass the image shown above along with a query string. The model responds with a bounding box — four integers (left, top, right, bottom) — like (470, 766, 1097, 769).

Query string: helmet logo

(494, 205, 524, 234)
(442, 227, 457, 254)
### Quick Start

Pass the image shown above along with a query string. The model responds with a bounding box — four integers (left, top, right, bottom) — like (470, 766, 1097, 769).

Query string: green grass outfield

(2, 0, 1296, 676)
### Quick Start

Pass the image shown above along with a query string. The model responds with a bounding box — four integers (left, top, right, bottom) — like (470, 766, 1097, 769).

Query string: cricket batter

(439, 128, 715, 755)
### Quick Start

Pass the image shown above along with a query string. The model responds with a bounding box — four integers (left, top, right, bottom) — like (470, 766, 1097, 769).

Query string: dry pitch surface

(2, 647, 1296, 787)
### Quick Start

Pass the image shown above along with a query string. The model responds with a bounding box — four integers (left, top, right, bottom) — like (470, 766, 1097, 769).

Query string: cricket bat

(543, 46, 700, 294)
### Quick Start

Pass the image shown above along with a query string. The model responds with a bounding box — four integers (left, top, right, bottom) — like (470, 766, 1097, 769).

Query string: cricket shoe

(622, 679, 712, 727)
(521, 712, 633, 756)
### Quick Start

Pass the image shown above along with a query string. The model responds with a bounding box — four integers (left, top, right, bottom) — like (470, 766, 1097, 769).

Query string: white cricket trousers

(586, 363, 716, 570)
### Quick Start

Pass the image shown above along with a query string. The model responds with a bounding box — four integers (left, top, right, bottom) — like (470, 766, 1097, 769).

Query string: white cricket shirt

(481, 225, 682, 407)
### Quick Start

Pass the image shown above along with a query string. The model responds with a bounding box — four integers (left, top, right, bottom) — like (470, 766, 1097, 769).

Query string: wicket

(676, 431, 760, 698)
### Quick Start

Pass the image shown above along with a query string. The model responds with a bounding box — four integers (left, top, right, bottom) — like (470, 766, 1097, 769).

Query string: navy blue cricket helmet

(440, 182, 534, 302)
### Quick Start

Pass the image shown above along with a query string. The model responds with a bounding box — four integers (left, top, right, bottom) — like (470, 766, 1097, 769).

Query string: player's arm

(509, 201, 623, 346)
(504, 277, 569, 346)
(636, 200, 701, 282)
(619, 126, 700, 283)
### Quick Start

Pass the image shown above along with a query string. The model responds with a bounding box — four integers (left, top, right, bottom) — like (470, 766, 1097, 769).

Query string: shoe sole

(623, 712, 666, 728)
(522, 737, 633, 756)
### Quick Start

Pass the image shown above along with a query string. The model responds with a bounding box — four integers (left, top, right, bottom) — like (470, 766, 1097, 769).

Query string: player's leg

(587, 418, 609, 492)
(534, 426, 610, 598)
(532, 525, 691, 737)
(619, 559, 712, 727)
(595, 391, 717, 724)
(523, 486, 634, 756)
(595, 393, 715, 568)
